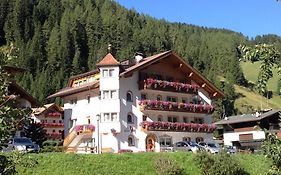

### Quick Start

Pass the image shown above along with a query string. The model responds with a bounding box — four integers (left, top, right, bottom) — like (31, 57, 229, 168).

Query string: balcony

(139, 78, 199, 94)
(74, 124, 95, 134)
(46, 112, 62, 118)
(140, 121, 216, 133)
(39, 123, 64, 127)
(139, 100, 214, 114)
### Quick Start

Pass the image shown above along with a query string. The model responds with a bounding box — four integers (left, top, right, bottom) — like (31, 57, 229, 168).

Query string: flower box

(140, 121, 216, 133)
(140, 78, 200, 94)
(139, 100, 214, 114)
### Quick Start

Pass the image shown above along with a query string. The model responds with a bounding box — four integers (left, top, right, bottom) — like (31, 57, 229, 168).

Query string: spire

(96, 53, 120, 67)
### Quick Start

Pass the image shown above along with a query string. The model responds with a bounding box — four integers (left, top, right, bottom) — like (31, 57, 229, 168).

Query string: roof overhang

(48, 81, 99, 99)
(120, 51, 224, 99)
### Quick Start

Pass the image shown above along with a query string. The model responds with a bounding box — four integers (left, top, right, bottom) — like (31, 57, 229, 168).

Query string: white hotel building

(49, 51, 224, 153)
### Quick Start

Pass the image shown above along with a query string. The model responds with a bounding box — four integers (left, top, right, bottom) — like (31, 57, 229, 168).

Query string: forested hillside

(0, 0, 280, 119)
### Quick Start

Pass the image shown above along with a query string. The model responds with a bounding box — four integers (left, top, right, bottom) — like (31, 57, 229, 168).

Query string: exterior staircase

(63, 124, 95, 153)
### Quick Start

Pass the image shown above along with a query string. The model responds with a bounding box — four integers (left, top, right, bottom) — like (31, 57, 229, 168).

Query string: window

(59, 120, 62, 123)
(102, 90, 117, 99)
(141, 93, 147, 100)
(70, 98, 77, 105)
(102, 113, 118, 122)
(87, 95, 91, 104)
(52, 130, 55, 133)
(183, 137, 191, 142)
(102, 69, 109, 77)
(126, 91, 133, 102)
(156, 95, 162, 101)
(194, 118, 204, 124)
(128, 136, 134, 146)
(168, 116, 178, 123)
(109, 69, 115, 77)
(196, 137, 204, 143)
(127, 113, 133, 123)
(182, 97, 188, 103)
(167, 96, 177, 102)
(157, 115, 163, 121)
(103, 91, 109, 99)
(143, 115, 147, 121)
(160, 137, 172, 147)
(103, 113, 110, 122)
(111, 90, 117, 99)
(53, 120, 56, 123)
(183, 117, 188, 123)
(88, 118, 91, 124)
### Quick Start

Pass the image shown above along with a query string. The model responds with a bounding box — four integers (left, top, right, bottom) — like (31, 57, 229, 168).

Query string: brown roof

(96, 53, 120, 66)
(48, 81, 99, 98)
(215, 109, 281, 125)
(120, 51, 224, 99)
(32, 103, 63, 115)
(8, 81, 40, 107)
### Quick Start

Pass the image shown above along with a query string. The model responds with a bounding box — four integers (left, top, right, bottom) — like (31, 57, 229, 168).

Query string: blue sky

(115, 0, 281, 38)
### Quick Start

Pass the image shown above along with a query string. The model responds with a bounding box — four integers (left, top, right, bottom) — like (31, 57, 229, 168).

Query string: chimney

(135, 52, 144, 63)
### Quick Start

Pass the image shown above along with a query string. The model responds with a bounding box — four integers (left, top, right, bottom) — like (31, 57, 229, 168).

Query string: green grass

(15, 152, 270, 175)
(234, 61, 281, 113)
(234, 85, 281, 113)
(240, 61, 279, 93)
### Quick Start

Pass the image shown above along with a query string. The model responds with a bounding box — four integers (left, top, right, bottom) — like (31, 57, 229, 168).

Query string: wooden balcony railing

(139, 78, 199, 94)
(63, 124, 95, 148)
(140, 121, 216, 133)
(139, 100, 214, 114)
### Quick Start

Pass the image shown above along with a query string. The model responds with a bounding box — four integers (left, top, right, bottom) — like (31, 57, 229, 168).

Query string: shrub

(41, 146, 63, 153)
(262, 131, 281, 175)
(153, 155, 184, 175)
(194, 151, 248, 175)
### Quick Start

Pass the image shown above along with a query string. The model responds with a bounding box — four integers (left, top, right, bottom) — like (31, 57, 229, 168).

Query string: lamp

(96, 114, 101, 154)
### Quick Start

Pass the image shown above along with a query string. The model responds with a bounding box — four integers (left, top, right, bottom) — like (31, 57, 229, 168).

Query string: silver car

(199, 142, 220, 154)
(4, 137, 40, 153)
(174, 141, 199, 153)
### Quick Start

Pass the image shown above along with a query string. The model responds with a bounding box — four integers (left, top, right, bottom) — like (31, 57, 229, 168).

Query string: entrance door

(146, 135, 156, 152)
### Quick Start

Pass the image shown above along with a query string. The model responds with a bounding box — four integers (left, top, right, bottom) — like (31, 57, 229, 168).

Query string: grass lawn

(240, 61, 279, 93)
(16, 152, 270, 175)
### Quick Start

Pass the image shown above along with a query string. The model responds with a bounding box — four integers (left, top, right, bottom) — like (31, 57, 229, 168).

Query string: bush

(262, 132, 281, 175)
(194, 151, 248, 175)
(41, 146, 63, 153)
(154, 155, 184, 175)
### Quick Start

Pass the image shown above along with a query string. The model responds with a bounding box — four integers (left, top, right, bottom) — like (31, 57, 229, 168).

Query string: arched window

(128, 136, 134, 146)
(156, 95, 162, 101)
(182, 137, 191, 142)
(126, 91, 133, 102)
(127, 113, 133, 123)
(157, 115, 163, 121)
(196, 137, 204, 143)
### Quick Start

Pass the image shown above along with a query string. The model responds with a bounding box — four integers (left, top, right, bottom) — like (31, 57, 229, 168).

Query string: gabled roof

(48, 81, 99, 98)
(96, 53, 120, 67)
(120, 51, 224, 99)
(8, 81, 40, 107)
(32, 103, 63, 115)
(215, 109, 281, 125)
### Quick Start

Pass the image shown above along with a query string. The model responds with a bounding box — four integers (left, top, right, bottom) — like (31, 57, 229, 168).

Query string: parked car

(3, 137, 40, 153)
(224, 146, 237, 154)
(198, 142, 220, 154)
(174, 141, 200, 153)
